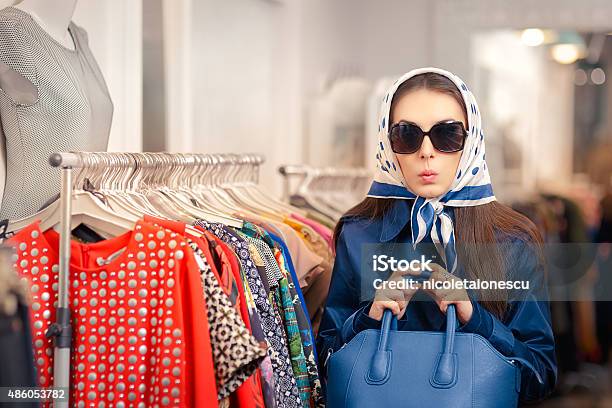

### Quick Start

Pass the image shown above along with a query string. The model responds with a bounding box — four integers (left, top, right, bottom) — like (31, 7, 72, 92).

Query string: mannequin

(14, 0, 77, 50)
(0, 0, 77, 207)
(0, 0, 113, 219)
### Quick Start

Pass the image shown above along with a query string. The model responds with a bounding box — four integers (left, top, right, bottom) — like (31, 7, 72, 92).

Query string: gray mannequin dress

(0, 6, 113, 220)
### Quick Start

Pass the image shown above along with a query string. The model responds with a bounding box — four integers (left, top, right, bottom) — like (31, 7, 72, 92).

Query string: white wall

(73, 0, 142, 152)
(162, 0, 303, 195)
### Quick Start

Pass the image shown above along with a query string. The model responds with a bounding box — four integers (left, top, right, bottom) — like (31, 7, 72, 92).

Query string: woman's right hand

(368, 270, 419, 321)
(368, 299, 408, 321)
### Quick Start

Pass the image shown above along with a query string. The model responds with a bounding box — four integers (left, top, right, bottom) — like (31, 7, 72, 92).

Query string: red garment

(8, 220, 218, 408)
(143, 216, 266, 408)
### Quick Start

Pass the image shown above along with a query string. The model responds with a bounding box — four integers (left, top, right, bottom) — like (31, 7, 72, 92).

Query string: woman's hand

(405, 262, 473, 324)
(368, 269, 419, 321)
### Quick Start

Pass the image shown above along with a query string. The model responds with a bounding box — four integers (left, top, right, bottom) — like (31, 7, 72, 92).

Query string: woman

(316, 67, 557, 404)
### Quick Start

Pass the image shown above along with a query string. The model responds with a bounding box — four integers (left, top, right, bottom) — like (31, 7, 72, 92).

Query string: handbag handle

(367, 304, 459, 386)
(431, 304, 458, 387)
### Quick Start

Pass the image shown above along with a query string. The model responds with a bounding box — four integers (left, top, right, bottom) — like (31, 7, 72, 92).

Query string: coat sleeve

(315, 225, 370, 374)
(457, 237, 558, 403)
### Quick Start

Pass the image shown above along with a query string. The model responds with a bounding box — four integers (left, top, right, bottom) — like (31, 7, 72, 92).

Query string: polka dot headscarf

(367, 67, 496, 273)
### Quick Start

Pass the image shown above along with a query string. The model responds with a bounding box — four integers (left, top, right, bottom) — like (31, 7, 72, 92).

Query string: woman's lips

(418, 170, 438, 184)
(419, 174, 437, 184)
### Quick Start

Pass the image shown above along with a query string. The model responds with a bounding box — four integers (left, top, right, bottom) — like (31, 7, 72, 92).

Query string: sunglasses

(388, 120, 467, 154)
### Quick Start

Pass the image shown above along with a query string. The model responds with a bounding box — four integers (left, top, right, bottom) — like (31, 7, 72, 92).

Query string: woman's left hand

(406, 262, 474, 324)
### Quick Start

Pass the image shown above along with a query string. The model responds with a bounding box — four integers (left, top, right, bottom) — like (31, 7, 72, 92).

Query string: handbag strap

(431, 304, 458, 387)
(366, 309, 395, 384)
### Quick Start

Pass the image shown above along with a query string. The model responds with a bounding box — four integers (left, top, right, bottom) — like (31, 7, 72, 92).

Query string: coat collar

(380, 199, 412, 242)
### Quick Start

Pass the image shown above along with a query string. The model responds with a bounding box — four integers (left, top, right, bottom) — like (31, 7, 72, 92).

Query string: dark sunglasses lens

(430, 123, 465, 152)
(389, 123, 422, 153)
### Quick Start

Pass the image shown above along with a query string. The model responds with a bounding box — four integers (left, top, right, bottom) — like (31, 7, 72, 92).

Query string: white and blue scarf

(368, 67, 496, 273)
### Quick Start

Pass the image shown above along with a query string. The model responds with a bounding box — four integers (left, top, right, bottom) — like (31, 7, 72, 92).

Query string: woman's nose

(419, 135, 435, 159)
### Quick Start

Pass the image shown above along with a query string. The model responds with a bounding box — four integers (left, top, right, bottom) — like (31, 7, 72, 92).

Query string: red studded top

(8, 219, 218, 408)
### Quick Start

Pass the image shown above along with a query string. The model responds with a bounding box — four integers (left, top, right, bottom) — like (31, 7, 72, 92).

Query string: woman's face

(391, 88, 466, 198)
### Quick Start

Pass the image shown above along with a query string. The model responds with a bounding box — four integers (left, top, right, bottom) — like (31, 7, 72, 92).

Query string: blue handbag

(326, 305, 543, 408)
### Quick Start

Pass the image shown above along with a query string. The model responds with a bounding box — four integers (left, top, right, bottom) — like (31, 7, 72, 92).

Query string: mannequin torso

(0, 0, 78, 209)
(0, 1, 113, 220)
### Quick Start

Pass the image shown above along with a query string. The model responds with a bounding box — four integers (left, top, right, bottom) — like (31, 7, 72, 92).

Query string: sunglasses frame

(388, 120, 467, 154)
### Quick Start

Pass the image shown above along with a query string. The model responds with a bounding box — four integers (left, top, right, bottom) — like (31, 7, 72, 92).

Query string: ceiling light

(551, 44, 581, 64)
(521, 29, 545, 46)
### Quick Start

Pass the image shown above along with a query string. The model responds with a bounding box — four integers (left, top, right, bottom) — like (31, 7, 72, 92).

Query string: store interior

(0, 0, 611, 406)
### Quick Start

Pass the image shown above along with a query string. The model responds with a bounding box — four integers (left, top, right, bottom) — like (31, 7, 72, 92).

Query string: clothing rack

(278, 164, 371, 202)
(47, 151, 265, 406)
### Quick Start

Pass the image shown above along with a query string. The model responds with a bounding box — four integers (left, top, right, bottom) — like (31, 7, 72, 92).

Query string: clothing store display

(0, 3, 594, 405)
(290, 214, 332, 249)
(279, 165, 371, 225)
(197, 220, 303, 408)
(0, 7, 113, 220)
(278, 165, 373, 335)
(5, 152, 332, 408)
(144, 216, 268, 405)
(368, 67, 495, 273)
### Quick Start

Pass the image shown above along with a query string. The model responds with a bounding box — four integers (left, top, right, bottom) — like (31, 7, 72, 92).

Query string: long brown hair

(335, 73, 544, 319)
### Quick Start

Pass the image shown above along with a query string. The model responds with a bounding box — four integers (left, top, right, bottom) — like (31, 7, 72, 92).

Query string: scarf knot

(432, 201, 444, 215)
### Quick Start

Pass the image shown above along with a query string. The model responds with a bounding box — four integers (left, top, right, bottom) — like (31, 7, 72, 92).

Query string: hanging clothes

(6, 152, 337, 408)
(196, 220, 303, 408)
(9, 219, 219, 407)
(143, 216, 268, 407)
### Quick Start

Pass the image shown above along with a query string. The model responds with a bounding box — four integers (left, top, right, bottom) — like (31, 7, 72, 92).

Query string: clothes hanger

(305, 172, 344, 219)
(2, 153, 137, 239)
(190, 154, 250, 215)
(221, 154, 312, 223)
(119, 152, 174, 217)
(52, 153, 138, 235)
(216, 154, 282, 217)
(293, 168, 336, 217)
(87, 152, 156, 220)
(142, 153, 244, 228)
(133, 153, 208, 223)
(229, 154, 302, 216)
(169, 153, 245, 228)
